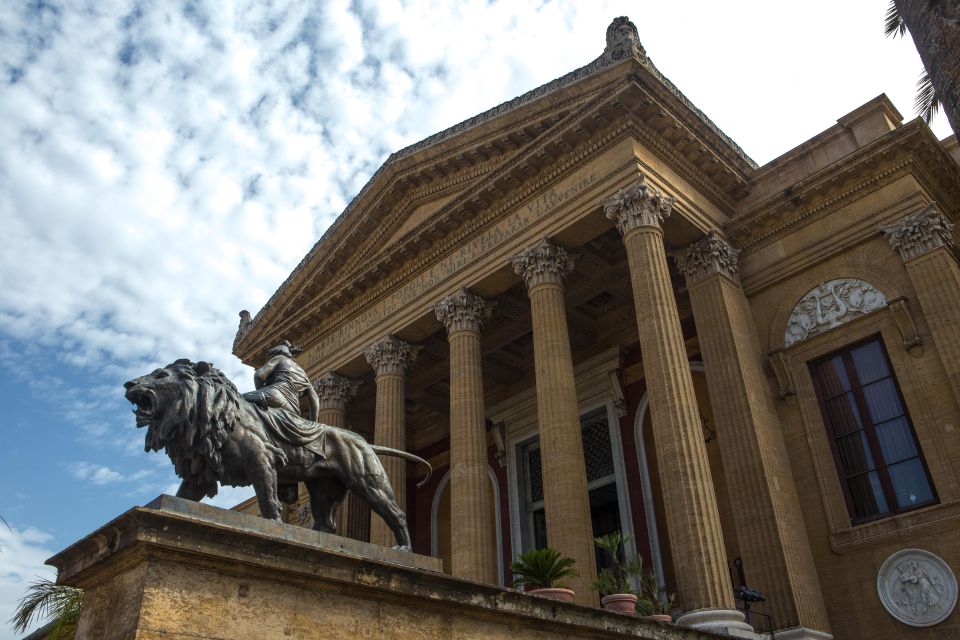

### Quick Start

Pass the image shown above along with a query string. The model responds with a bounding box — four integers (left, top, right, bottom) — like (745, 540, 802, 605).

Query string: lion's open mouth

(126, 388, 159, 427)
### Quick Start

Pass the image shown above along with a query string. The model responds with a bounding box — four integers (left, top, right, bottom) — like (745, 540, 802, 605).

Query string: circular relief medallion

(877, 549, 957, 627)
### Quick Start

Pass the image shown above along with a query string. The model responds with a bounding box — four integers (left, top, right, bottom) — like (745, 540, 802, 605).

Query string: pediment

(235, 26, 758, 365)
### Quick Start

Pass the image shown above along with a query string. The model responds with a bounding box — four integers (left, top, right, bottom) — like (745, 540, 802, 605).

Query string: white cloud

(0, 525, 58, 640)
(68, 462, 152, 486)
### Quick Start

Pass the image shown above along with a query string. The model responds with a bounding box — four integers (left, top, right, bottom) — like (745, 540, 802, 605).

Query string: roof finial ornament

(604, 16, 646, 63)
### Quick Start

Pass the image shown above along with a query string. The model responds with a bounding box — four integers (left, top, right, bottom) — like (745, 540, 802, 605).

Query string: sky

(0, 0, 953, 636)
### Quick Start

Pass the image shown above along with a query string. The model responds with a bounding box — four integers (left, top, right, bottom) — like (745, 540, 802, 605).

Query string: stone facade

(213, 17, 960, 640)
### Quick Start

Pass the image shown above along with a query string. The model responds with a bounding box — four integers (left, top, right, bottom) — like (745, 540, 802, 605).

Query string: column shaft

(884, 206, 960, 404)
(448, 328, 497, 583)
(903, 248, 960, 403)
(370, 371, 406, 547)
(529, 281, 597, 604)
(623, 226, 733, 612)
(687, 266, 830, 631)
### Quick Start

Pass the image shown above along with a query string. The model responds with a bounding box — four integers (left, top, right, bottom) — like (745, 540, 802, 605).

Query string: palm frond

(9, 578, 83, 636)
(884, 1, 907, 38)
(915, 70, 941, 123)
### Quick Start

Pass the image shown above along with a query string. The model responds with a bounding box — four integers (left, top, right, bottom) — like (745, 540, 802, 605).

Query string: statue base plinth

(49, 495, 720, 640)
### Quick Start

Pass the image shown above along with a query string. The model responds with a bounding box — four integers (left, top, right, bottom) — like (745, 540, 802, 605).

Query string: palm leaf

(510, 547, 579, 589)
(884, 1, 906, 38)
(915, 70, 941, 123)
(9, 578, 83, 638)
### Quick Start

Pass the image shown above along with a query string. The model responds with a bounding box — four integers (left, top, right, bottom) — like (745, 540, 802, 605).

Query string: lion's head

(124, 359, 243, 488)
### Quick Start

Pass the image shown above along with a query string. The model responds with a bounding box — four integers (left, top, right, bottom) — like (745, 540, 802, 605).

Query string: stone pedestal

(49, 495, 719, 640)
(436, 289, 497, 584)
(364, 335, 415, 548)
(511, 238, 598, 606)
(602, 177, 739, 623)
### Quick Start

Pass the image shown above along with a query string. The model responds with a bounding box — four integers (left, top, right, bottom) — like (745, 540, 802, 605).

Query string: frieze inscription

(305, 171, 597, 366)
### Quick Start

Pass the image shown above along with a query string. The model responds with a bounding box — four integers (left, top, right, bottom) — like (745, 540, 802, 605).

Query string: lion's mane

(147, 359, 245, 497)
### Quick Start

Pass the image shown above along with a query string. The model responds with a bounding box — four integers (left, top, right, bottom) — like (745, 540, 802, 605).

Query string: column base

(676, 609, 754, 636)
(773, 628, 833, 640)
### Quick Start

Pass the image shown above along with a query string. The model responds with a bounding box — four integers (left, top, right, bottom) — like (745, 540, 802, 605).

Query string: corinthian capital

(364, 335, 415, 377)
(882, 205, 956, 261)
(509, 238, 576, 289)
(674, 232, 740, 286)
(435, 288, 490, 334)
(313, 371, 359, 410)
(601, 175, 677, 235)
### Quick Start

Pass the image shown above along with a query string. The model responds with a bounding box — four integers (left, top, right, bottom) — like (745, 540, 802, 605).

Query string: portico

(232, 14, 960, 640)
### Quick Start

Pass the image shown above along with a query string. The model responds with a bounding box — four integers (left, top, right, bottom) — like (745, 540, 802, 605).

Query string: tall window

(810, 337, 937, 524)
(517, 407, 624, 563)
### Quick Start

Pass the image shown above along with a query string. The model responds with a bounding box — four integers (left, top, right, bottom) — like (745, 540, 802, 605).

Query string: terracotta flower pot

(644, 613, 672, 623)
(601, 593, 638, 614)
(527, 587, 575, 603)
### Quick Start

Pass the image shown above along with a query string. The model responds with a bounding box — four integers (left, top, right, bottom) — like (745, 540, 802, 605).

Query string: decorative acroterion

(434, 288, 489, 334)
(510, 238, 576, 289)
(784, 279, 888, 347)
(882, 205, 957, 262)
(364, 335, 415, 377)
(603, 16, 646, 63)
(675, 233, 740, 285)
(313, 372, 359, 411)
(877, 549, 958, 627)
(601, 175, 677, 236)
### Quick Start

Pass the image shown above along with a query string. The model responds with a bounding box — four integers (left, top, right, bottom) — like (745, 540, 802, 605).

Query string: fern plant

(510, 547, 579, 589)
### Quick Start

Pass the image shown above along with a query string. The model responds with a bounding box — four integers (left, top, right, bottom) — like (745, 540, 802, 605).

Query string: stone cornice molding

(434, 289, 490, 335)
(510, 238, 576, 289)
(313, 372, 360, 410)
(674, 232, 740, 286)
(882, 204, 956, 262)
(728, 122, 960, 255)
(601, 174, 677, 235)
(364, 335, 416, 377)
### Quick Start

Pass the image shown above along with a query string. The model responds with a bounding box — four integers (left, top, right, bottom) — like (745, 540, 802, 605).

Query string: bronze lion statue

(124, 359, 429, 550)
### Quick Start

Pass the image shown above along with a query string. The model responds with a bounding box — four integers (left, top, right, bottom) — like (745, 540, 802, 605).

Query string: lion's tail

(370, 445, 433, 488)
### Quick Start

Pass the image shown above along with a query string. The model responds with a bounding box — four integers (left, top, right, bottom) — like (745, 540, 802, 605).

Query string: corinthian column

(435, 289, 497, 584)
(884, 205, 960, 405)
(314, 372, 368, 541)
(510, 239, 597, 606)
(364, 335, 414, 547)
(602, 177, 745, 633)
(676, 234, 831, 637)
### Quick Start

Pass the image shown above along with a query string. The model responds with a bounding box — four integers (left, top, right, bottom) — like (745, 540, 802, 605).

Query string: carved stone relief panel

(877, 548, 958, 627)
(784, 279, 887, 347)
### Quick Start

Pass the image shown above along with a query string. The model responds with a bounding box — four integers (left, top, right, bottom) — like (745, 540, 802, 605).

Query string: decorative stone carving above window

(784, 279, 887, 347)
(877, 548, 957, 627)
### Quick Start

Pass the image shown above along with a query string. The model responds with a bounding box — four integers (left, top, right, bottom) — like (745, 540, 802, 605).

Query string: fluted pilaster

(678, 234, 831, 633)
(364, 335, 414, 547)
(510, 240, 597, 606)
(435, 289, 497, 583)
(602, 178, 738, 621)
(884, 205, 960, 404)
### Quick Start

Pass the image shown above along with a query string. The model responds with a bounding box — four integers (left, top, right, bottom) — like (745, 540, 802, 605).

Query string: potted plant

(637, 569, 676, 623)
(591, 532, 644, 614)
(510, 547, 579, 603)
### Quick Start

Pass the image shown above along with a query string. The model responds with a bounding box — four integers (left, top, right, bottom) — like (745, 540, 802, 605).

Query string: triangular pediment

(235, 20, 757, 364)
